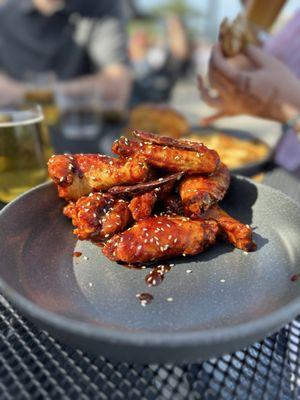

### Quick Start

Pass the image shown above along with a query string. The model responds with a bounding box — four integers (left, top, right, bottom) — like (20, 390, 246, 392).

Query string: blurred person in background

(129, 14, 191, 104)
(198, 6, 300, 173)
(0, 0, 132, 109)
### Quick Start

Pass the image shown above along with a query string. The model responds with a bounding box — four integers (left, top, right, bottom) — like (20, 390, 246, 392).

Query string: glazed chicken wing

(161, 194, 184, 215)
(102, 216, 219, 264)
(128, 191, 157, 221)
(112, 132, 220, 174)
(203, 205, 256, 252)
(128, 178, 177, 221)
(110, 172, 183, 221)
(48, 154, 149, 201)
(179, 163, 230, 217)
(108, 172, 184, 196)
(64, 192, 132, 242)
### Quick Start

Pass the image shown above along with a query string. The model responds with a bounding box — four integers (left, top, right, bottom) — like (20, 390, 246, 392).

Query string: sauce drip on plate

(145, 264, 171, 287)
(136, 293, 153, 306)
(291, 274, 300, 282)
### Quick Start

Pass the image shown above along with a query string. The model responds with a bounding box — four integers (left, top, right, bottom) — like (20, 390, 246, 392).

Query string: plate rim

(0, 179, 300, 349)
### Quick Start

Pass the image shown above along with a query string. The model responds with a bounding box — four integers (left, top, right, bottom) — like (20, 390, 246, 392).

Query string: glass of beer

(0, 104, 53, 203)
(24, 72, 60, 126)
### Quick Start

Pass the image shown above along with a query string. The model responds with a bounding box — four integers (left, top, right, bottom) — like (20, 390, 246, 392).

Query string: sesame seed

(83, 256, 89, 260)
(137, 245, 142, 251)
(182, 253, 186, 257)
(105, 234, 110, 238)
(166, 297, 173, 302)
(169, 264, 175, 267)
(220, 279, 226, 283)
(186, 269, 192, 274)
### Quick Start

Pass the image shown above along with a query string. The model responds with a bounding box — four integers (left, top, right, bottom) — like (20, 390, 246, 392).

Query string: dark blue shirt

(0, 0, 127, 80)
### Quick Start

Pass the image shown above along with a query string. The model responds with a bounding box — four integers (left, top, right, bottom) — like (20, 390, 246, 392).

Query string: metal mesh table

(0, 168, 299, 400)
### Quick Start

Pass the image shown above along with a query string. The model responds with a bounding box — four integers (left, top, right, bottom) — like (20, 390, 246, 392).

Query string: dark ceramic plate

(0, 177, 300, 364)
(190, 127, 272, 176)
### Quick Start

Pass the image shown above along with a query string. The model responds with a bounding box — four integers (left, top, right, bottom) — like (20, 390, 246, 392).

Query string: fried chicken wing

(108, 172, 184, 196)
(127, 175, 179, 221)
(112, 133, 220, 174)
(179, 163, 230, 217)
(102, 216, 219, 264)
(48, 154, 149, 201)
(128, 191, 157, 221)
(203, 205, 256, 252)
(162, 194, 184, 215)
(63, 193, 131, 242)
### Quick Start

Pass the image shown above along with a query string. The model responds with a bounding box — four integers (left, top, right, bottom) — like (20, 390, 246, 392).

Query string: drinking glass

(0, 104, 53, 203)
(56, 88, 102, 140)
(24, 71, 60, 126)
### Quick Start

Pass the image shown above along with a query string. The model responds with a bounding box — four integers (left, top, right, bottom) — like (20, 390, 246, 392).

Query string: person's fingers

(201, 110, 229, 126)
(210, 44, 239, 82)
(197, 75, 223, 107)
(244, 44, 275, 67)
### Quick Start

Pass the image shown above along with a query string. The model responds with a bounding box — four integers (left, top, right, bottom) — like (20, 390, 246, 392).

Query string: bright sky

(138, 0, 299, 22)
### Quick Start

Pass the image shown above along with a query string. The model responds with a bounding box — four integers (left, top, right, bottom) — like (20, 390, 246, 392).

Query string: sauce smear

(73, 252, 82, 258)
(291, 274, 300, 282)
(145, 264, 171, 287)
(136, 293, 153, 306)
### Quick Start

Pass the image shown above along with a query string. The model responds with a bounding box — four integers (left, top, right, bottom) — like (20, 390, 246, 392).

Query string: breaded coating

(64, 193, 131, 242)
(203, 205, 256, 252)
(48, 154, 149, 201)
(179, 163, 230, 217)
(112, 134, 220, 174)
(102, 216, 219, 264)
